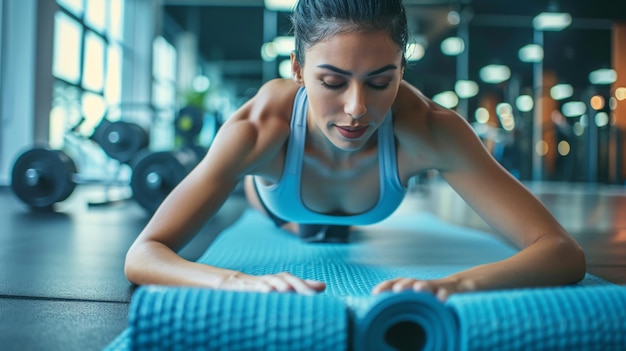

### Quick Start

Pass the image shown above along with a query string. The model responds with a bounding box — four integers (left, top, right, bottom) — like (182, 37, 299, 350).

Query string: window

(52, 0, 126, 175)
(151, 36, 178, 150)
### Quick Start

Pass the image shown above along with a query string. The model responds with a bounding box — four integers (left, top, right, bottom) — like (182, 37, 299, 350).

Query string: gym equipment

(11, 111, 153, 210)
(91, 118, 150, 164)
(106, 209, 624, 351)
(11, 148, 77, 209)
(174, 105, 204, 144)
(10, 146, 131, 209)
(130, 148, 200, 213)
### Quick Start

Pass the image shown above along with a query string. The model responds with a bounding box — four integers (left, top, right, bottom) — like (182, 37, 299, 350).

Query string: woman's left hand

(372, 276, 477, 301)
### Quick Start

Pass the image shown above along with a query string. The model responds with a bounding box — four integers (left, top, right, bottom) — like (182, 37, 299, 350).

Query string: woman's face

(292, 30, 404, 152)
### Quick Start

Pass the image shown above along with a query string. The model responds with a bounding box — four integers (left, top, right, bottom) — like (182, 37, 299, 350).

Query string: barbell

(10, 147, 77, 209)
(11, 145, 202, 212)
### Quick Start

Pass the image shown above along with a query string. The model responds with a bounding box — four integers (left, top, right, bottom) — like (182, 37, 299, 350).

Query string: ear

(290, 52, 304, 85)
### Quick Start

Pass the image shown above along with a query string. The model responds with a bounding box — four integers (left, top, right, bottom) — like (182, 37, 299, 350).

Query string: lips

(336, 125, 369, 139)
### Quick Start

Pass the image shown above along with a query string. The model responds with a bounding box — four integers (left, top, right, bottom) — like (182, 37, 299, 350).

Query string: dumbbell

(92, 118, 150, 164)
(11, 147, 78, 209)
(130, 148, 202, 213)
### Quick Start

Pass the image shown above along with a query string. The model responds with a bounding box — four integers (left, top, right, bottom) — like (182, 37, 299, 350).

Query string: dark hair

(291, 0, 409, 66)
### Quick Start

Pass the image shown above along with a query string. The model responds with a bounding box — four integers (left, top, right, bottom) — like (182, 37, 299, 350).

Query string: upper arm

(429, 107, 570, 248)
(132, 82, 292, 251)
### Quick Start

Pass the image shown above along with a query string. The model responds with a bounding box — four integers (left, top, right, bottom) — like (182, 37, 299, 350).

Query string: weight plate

(94, 119, 149, 164)
(11, 148, 77, 209)
(175, 106, 204, 140)
(130, 149, 199, 213)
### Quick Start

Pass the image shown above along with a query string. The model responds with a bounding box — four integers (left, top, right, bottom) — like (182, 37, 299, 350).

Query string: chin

(332, 137, 369, 152)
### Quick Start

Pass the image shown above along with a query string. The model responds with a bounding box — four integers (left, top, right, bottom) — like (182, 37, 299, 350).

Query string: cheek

(307, 90, 343, 114)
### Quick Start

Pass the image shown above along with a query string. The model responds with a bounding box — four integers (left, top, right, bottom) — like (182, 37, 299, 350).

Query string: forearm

(124, 240, 236, 287)
(451, 235, 587, 292)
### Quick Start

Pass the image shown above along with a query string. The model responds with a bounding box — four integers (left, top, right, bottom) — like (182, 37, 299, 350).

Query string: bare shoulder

(203, 79, 301, 178)
(240, 78, 301, 124)
(228, 78, 300, 126)
(393, 81, 486, 174)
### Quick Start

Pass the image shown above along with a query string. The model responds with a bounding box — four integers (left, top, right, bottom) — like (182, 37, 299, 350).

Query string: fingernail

(436, 289, 448, 302)
(413, 282, 425, 291)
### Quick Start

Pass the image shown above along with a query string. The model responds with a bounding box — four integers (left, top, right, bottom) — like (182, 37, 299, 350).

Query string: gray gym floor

(0, 180, 624, 350)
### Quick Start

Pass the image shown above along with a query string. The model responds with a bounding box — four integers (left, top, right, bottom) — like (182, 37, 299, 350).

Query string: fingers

(275, 272, 324, 295)
(225, 272, 325, 295)
(371, 278, 463, 302)
(260, 274, 293, 293)
(304, 279, 327, 292)
(435, 288, 450, 302)
(373, 278, 431, 294)
(372, 278, 402, 294)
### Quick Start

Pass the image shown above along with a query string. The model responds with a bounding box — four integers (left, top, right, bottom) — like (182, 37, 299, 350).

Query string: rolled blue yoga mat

(448, 285, 626, 351)
(127, 287, 347, 351)
(106, 209, 626, 351)
(345, 292, 457, 351)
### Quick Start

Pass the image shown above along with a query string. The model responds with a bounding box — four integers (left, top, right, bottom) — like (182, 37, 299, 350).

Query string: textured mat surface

(106, 209, 625, 351)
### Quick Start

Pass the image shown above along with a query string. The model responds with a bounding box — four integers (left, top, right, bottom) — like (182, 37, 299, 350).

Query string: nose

(344, 85, 367, 119)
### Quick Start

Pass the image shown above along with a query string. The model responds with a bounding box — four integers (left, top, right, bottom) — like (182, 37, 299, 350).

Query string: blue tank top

(254, 87, 406, 225)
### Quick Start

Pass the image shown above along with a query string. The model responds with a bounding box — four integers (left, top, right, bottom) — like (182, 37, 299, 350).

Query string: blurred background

(1, 0, 626, 209)
(1, 2, 626, 349)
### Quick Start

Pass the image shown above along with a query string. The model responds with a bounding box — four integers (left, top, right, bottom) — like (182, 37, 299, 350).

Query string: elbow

(123, 244, 143, 286)
(574, 247, 587, 283)
(564, 239, 587, 284)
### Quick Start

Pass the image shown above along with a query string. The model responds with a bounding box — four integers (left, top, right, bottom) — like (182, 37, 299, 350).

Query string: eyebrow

(316, 64, 398, 77)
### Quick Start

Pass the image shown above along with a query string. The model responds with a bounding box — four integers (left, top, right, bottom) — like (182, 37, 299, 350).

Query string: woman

(124, 0, 585, 301)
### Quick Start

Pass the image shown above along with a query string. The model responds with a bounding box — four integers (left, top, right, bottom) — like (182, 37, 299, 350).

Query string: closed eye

(321, 81, 346, 90)
(368, 82, 390, 90)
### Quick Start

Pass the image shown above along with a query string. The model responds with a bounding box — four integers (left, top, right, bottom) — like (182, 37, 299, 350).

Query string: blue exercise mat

(105, 209, 625, 351)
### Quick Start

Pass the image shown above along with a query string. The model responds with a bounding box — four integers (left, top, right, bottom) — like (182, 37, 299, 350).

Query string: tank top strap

(284, 87, 308, 176)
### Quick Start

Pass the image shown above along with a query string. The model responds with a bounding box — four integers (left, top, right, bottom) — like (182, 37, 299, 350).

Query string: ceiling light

(433, 91, 459, 109)
(589, 69, 617, 85)
(573, 123, 585, 136)
(440, 37, 465, 56)
(264, 0, 296, 11)
(407, 43, 425, 62)
(515, 95, 534, 112)
(454, 80, 479, 99)
(562, 101, 586, 117)
(447, 11, 461, 26)
(475, 107, 490, 124)
(557, 141, 570, 156)
(518, 44, 544, 63)
(595, 112, 610, 127)
(278, 59, 292, 79)
(496, 103, 516, 132)
(550, 84, 573, 100)
(536, 140, 549, 156)
(533, 12, 572, 31)
(496, 103, 513, 117)
(479, 64, 511, 84)
(580, 114, 588, 127)
(192, 75, 210, 92)
(272, 36, 295, 56)
(261, 42, 277, 61)
(590, 95, 605, 110)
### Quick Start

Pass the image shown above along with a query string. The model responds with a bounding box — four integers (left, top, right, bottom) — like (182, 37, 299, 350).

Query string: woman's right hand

(220, 271, 326, 295)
